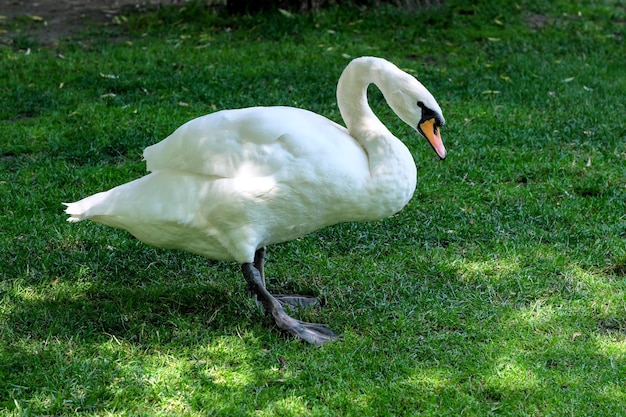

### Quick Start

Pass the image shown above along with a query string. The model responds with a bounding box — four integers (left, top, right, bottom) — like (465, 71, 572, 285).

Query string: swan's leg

(248, 247, 266, 303)
(241, 262, 338, 345)
(253, 247, 267, 288)
(252, 247, 318, 308)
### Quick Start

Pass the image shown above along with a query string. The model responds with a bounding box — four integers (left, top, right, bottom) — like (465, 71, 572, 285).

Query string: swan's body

(65, 57, 446, 344)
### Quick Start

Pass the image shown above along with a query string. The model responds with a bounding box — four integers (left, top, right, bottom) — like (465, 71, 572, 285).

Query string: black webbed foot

(242, 251, 338, 346)
(274, 294, 319, 308)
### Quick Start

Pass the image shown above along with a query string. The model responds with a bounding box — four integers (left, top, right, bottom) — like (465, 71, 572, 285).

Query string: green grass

(1, 0, 625, 415)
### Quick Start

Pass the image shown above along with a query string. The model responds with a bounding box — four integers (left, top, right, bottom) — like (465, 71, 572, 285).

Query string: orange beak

(418, 118, 446, 160)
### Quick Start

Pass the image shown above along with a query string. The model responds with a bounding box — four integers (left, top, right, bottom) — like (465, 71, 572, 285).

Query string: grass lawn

(1, 0, 625, 415)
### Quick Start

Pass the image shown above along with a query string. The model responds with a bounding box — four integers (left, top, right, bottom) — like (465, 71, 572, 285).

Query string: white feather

(64, 56, 445, 264)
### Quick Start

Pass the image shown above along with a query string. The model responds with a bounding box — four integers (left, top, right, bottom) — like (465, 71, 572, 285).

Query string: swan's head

(383, 70, 447, 160)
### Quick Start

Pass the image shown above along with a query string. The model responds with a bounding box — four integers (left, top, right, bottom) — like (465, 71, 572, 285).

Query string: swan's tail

(63, 191, 111, 223)
(63, 202, 85, 222)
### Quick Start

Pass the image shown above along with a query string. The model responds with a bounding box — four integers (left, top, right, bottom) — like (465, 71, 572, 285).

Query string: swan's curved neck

(335, 57, 417, 219)
(336, 57, 391, 138)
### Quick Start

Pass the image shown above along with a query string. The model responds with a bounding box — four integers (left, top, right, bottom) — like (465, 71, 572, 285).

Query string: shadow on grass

(1, 231, 625, 415)
(1, 258, 272, 413)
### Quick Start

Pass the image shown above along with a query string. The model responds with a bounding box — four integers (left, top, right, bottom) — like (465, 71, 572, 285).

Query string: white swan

(64, 56, 446, 345)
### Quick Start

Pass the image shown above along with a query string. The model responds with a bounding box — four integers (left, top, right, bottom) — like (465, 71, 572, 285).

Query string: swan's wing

(143, 106, 366, 179)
